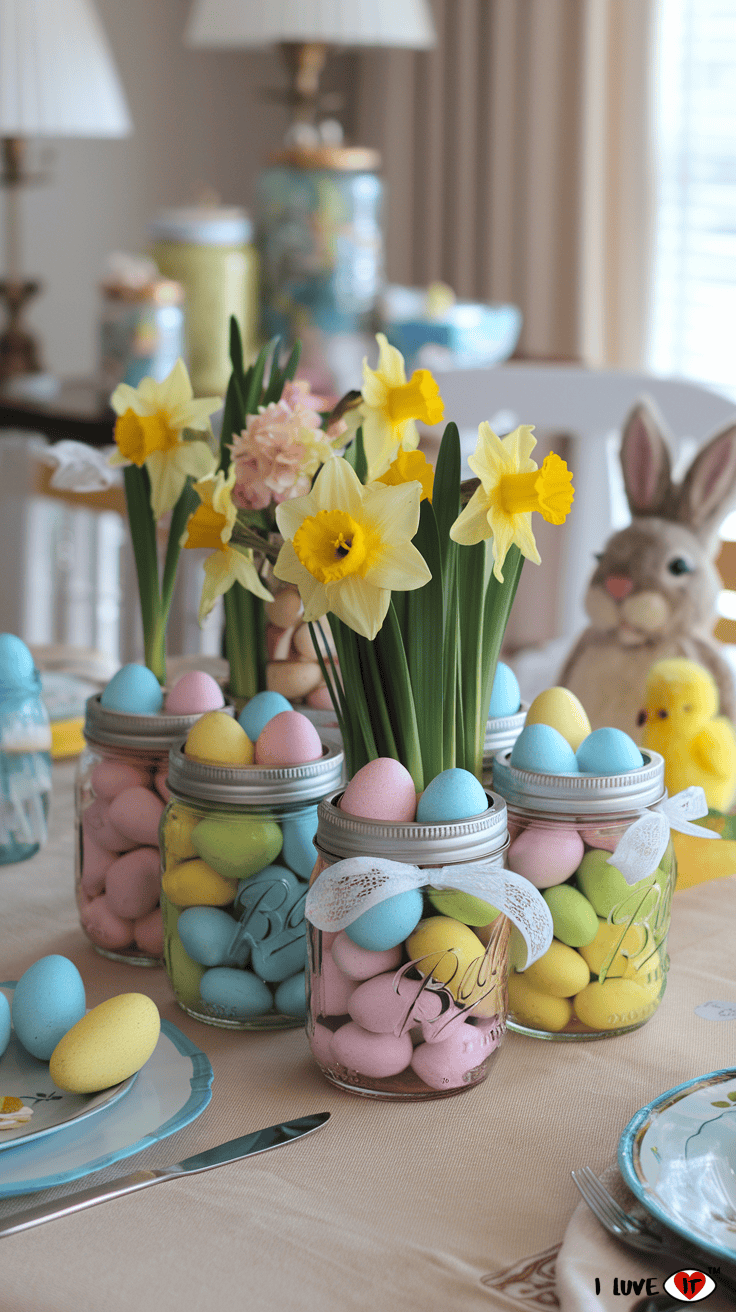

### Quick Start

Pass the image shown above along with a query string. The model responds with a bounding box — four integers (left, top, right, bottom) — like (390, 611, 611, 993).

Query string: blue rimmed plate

(619, 1067, 736, 1266)
(0, 984, 213, 1197)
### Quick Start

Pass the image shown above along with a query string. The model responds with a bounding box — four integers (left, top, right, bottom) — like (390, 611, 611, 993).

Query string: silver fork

(571, 1166, 736, 1302)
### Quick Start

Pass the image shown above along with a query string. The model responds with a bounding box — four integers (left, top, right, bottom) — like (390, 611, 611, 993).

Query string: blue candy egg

(199, 967, 273, 1019)
(12, 955, 86, 1060)
(177, 906, 241, 968)
(281, 809, 319, 879)
(416, 768, 488, 823)
(0, 991, 10, 1057)
(488, 662, 521, 718)
(0, 633, 38, 693)
(509, 723, 579, 774)
(101, 664, 164, 714)
(238, 691, 291, 742)
(275, 971, 307, 1019)
(576, 727, 644, 775)
(345, 888, 424, 952)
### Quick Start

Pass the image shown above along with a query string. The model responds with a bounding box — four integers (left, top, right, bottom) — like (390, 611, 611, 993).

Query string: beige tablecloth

(2, 761, 736, 1312)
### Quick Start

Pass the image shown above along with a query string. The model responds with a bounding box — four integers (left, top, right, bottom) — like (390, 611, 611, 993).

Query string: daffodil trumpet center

(386, 370, 444, 426)
(497, 453, 574, 524)
(293, 509, 373, 583)
(184, 503, 230, 552)
(114, 408, 179, 465)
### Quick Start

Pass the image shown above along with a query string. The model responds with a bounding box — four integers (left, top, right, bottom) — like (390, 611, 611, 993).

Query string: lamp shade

(185, 0, 436, 49)
(0, 0, 132, 137)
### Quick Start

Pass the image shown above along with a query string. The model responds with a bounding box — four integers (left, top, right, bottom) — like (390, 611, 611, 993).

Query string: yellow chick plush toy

(640, 657, 736, 811)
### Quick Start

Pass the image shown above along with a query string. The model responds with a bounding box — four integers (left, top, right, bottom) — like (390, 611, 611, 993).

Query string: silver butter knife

(0, 1111, 330, 1238)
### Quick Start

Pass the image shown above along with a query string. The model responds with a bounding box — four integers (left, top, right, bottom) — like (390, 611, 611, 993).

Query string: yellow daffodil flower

(273, 456, 432, 641)
(182, 466, 271, 624)
(450, 423, 574, 582)
(377, 448, 435, 502)
(110, 359, 220, 520)
(358, 333, 444, 480)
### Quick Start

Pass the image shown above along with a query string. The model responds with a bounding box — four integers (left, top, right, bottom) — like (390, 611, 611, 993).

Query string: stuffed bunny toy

(560, 401, 736, 740)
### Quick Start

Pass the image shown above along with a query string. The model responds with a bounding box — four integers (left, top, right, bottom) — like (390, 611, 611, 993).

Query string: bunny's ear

(676, 422, 736, 539)
(620, 402, 673, 516)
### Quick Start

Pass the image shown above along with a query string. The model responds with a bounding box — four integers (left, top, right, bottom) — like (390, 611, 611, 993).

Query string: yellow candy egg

(406, 916, 488, 1003)
(578, 918, 648, 978)
(572, 976, 660, 1031)
(507, 972, 574, 1032)
(49, 994, 160, 1093)
(161, 805, 200, 865)
(162, 858, 235, 907)
(519, 938, 590, 997)
(526, 687, 591, 752)
(185, 711, 254, 766)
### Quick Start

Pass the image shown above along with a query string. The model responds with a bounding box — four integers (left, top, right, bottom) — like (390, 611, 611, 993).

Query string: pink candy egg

(82, 799, 136, 854)
(410, 1020, 499, 1090)
(507, 825, 584, 888)
(312, 952, 356, 1015)
(80, 893, 135, 951)
(310, 1022, 336, 1066)
(254, 710, 323, 766)
(348, 972, 444, 1035)
(164, 670, 225, 715)
(154, 771, 171, 803)
(108, 787, 165, 848)
(90, 759, 149, 800)
(80, 836, 114, 897)
(331, 931, 402, 981)
(306, 685, 334, 711)
(578, 825, 618, 852)
(340, 759, 417, 823)
(133, 907, 164, 957)
(331, 1021, 413, 1078)
(104, 847, 161, 920)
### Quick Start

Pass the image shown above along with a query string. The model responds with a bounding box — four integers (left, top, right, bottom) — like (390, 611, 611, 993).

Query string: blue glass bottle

(0, 635, 52, 865)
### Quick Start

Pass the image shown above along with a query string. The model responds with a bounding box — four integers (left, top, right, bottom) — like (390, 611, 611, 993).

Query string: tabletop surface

(2, 761, 735, 1311)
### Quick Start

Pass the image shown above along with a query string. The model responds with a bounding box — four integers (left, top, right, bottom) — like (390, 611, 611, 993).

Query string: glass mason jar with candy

(160, 705, 343, 1029)
(492, 714, 678, 1039)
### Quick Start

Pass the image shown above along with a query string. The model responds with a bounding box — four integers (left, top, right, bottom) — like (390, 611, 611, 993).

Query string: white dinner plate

(0, 1001, 213, 1197)
(619, 1067, 736, 1266)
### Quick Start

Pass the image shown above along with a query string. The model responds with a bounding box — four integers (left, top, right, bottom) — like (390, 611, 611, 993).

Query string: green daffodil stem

(124, 465, 166, 685)
(224, 582, 266, 702)
(478, 544, 525, 776)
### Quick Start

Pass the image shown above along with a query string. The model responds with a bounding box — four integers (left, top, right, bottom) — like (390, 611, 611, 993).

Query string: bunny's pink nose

(605, 575, 634, 600)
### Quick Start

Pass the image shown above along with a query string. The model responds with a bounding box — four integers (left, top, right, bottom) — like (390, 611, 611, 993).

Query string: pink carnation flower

(231, 380, 347, 511)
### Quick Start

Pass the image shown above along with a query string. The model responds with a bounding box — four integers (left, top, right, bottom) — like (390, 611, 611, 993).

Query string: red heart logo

(673, 1271, 707, 1300)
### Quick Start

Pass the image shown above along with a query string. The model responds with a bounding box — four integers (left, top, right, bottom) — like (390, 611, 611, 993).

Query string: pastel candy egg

(161, 807, 199, 863)
(192, 816, 283, 881)
(416, 769, 488, 823)
(578, 918, 648, 978)
(275, 971, 307, 1018)
(280, 810, 319, 879)
(345, 888, 423, 952)
(199, 967, 273, 1019)
(405, 916, 486, 1000)
(310, 1022, 335, 1065)
(573, 976, 660, 1030)
(331, 931, 402, 980)
(177, 905, 240, 967)
(542, 884, 599, 947)
(11, 956, 86, 1061)
(312, 951, 356, 1016)
(576, 727, 643, 775)
(427, 888, 500, 928)
(234, 867, 307, 982)
(265, 588, 303, 629)
(577, 824, 619, 853)
(575, 848, 658, 920)
(488, 662, 521, 718)
(507, 825, 584, 888)
(154, 772, 171, 803)
(348, 972, 443, 1034)
(80, 836, 114, 897)
(410, 1020, 499, 1090)
(525, 687, 591, 752)
(519, 939, 590, 997)
(100, 664, 163, 715)
(185, 712, 254, 765)
(331, 1020, 413, 1078)
(254, 710, 322, 766)
(107, 787, 165, 848)
(82, 799, 136, 854)
(0, 991, 10, 1057)
(238, 691, 291, 742)
(507, 972, 574, 1032)
(90, 759, 149, 800)
(164, 670, 225, 715)
(161, 858, 236, 908)
(0, 632, 38, 688)
(133, 908, 164, 957)
(49, 994, 161, 1093)
(104, 846, 161, 920)
(340, 759, 417, 822)
(80, 895, 135, 951)
(509, 723, 579, 774)
(307, 685, 335, 711)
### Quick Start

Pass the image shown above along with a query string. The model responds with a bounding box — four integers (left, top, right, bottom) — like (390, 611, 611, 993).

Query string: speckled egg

(185, 711, 254, 765)
(509, 723, 579, 774)
(100, 664, 164, 715)
(191, 816, 283, 881)
(254, 710, 322, 766)
(344, 888, 424, 952)
(340, 758, 417, 822)
(525, 687, 591, 752)
(507, 825, 584, 888)
(12, 956, 86, 1061)
(164, 670, 225, 715)
(572, 976, 660, 1030)
(519, 939, 590, 997)
(0, 991, 11, 1057)
(575, 727, 643, 775)
(507, 972, 574, 1032)
(49, 993, 160, 1093)
(416, 768, 488, 823)
(488, 662, 521, 718)
(238, 691, 291, 742)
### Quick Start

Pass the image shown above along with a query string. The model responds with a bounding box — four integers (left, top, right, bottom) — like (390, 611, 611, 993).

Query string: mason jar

(492, 748, 675, 1039)
(160, 741, 344, 1029)
(75, 696, 210, 966)
(481, 704, 527, 788)
(305, 789, 552, 1100)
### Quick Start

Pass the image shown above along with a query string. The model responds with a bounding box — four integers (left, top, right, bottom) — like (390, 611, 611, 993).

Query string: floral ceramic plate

(619, 1068, 736, 1265)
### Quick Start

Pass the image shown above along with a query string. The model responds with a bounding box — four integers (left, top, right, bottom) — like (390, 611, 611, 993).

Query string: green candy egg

(427, 888, 501, 927)
(542, 883, 599, 947)
(575, 848, 659, 920)
(191, 816, 283, 882)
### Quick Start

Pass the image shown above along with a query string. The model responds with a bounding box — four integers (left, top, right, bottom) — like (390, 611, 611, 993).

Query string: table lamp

(0, 0, 132, 390)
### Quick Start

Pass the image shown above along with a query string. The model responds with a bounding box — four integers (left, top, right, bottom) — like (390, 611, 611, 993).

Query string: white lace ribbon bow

(608, 786, 719, 886)
(305, 859, 553, 969)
